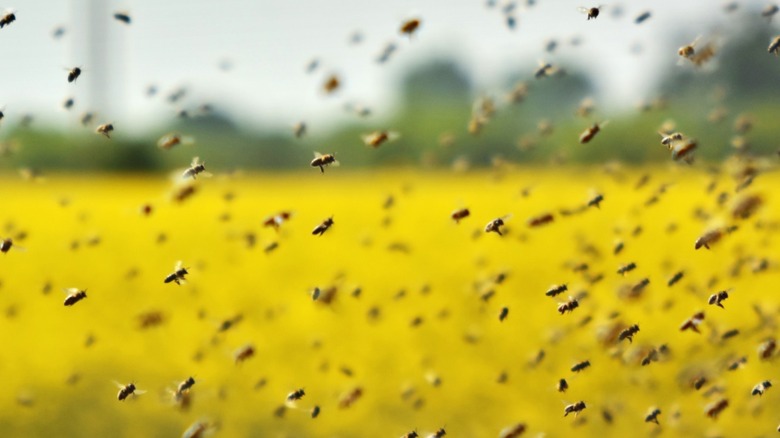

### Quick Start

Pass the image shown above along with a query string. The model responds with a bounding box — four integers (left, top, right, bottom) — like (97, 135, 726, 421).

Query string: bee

(612, 240, 624, 255)
(176, 377, 196, 398)
(618, 324, 640, 343)
(113, 12, 131, 24)
(534, 61, 556, 79)
(485, 215, 510, 235)
(759, 338, 776, 359)
(645, 408, 661, 424)
(546, 284, 568, 297)
(182, 157, 211, 179)
(587, 193, 604, 208)
(498, 306, 509, 322)
(164, 261, 189, 285)
(659, 131, 684, 148)
(322, 74, 340, 94)
(564, 401, 587, 416)
(137, 311, 164, 329)
(678, 36, 700, 59)
(312, 217, 334, 236)
(667, 271, 684, 287)
(80, 112, 94, 127)
(63, 97, 75, 110)
(362, 130, 399, 148)
(293, 121, 306, 138)
(429, 428, 446, 438)
(400, 18, 421, 37)
(376, 42, 398, 64)
(722, 329, 739, 340)
(263, 211, 292, 230)
(752, 380, 772, 396)
(311, 405, 321, 418)
(527, 213, 554, 228)
(578, 6, 602, 20)
(670, 138, 697, 162)
(287, 388, 305, 402)
(157, 132, 194, 150)
(0, 9, 16, 28)
(451, 208, 470, 223)
(1, 237, 17, 254)
(182, 420, 216, 438)
(234, 344, 255, 364)
(558, 297, 580, 315)
(708, 290, 729, 308)
(63, 288, 87, 306)
(575, 97, 595, 118)
(498, 424, 526, 438)
(695, 226, 736, 250)
(116, 382, 143, 401)
(617, 262, 637, 276)
(705, 398, 728, 419)
(571, 360, 590, 372)
(402, 432, 419, 438)
(679, 311, 705, 333)
(693, 376, 707, 390)
(557, 378, 569, 393)
(763, 4, 779, 18)
(95, 123, 114, 138)
(67, 67, 82, 83)
(769, 36, 780, 56)
(310, 152, 338, 173)
(579, 121, 608, 144)
(634, 11, 651, 24)
(338, 387, 363, 409)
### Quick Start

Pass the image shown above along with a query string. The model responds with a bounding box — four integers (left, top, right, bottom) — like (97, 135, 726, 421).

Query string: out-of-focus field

(1, 168, 779, 438)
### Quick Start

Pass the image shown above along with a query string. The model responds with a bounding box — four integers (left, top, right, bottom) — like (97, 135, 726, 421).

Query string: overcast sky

(0, 0, 775, 135)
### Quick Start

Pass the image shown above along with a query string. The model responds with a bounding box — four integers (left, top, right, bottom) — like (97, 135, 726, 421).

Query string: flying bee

(0, 9, 16, 28)
(498, 307, 509, 322)
(67, 67, 82, 83)
(618, 324, 640, 343)
(263, 211, 292, 230)
(157, 132, 194, 150)
(451, 208, 470, 223)
(498, 424, 526, 438)
(401, 432, 419, 438)
(485, 215, 511, 235)
(695, 226, 736, 250)
(668, 271, 684, 287)
(645, 408, 661, 424)
(587, 193, 604, 208)
(311, 405, 320, 418)
(164, 261, 189, 285)
(182, 157, 211, 179)
(80, 112, 94, 127)
(558, 297, 579, 315)
(759, 338, 776, 359)
(63, 97, 74, 110)
(63, 288, 87, 306)
(693, 376, 707, 390)
(680, 311, 705, 333)
(763, 4, 779, 18)
(708, 290, 729, 308)
(429, 428, 446, 438)
(705, 399, 728, 419)
(564, 401, 587, 416)
(527, 212, 554, 228)
(1, 237, 17, 254)
(116, 382, 143, 401)
(635, 11, 651, 24)
(176, 377, 196, 398)
(579, 121, 608, 144)
(534, 60, 556, 79)
(312, 217, 334, 236)
(769, 36, 780, 56)
(287, 388, 305, 402)
(362, 130, 399, 148)
(113, 12, 131, 24)
(659, 131, 684, 148)
(310, 152, 338, 173)
(400, 18, 421, 37)
(546, 284, 568, 297)
(678, 36, 701, 59)
(670, 138, 697, 162)
(571, 360, 590, 372)
(338, 387, 363, 409)
(95, 123, 114, 138)
(557, 378, 569, 393)
(322, 74, 340, 94)
(617, 262, 637, 276)
(752, 380, 772, 396)
(293, 121, 306, 138)
(578, 6, 603, 20)
(234, 344, 255, 364)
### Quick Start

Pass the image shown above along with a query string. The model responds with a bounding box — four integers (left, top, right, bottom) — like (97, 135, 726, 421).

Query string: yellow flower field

(1, 167, 778, 437)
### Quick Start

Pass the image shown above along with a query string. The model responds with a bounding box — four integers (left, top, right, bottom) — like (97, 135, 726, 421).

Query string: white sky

(0, 0, 775, 135)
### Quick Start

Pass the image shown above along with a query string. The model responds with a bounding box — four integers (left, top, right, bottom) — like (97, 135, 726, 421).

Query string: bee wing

(134, 389, 147, 395)
(360, 133, 377, 145)
(387, 131, 401, 141)
(200, 171, 214, 178)
(598, 120, 610, 128)
(501, 213, 514, 221)
(313, 151, 323, 158)
(174, 260, 183, 270)
(191, 156, 201, 166)
(331, 159, 341, 167)
(690, 35, 702, 48)
(577, 6, 590, 13)
(62, 287, 80, 295)
(113, 380, 126, 389)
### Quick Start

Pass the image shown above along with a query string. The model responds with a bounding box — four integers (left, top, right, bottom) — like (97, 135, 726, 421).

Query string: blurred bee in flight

(558, 297, 579, 315)
(705, 399, 728, 419)
(286, 388, 305, 403)
(0, 9, 16, 28)
(157, 132, 194, 150)
(182, 157, 211, 179)
(312, 217, 334, 236)
(578, 6, 603, 20)
(63, 288, 87, 306)
(557, 378, 569, 393)
(708, 290, 729, 308)
(485, 215, 511, 235)
(498, 424, 526, 438)
(579, 121, 608, 144)
(564, 401, 587, 416)
(95, 123, 114, 138)
(362, 130, 400, 148)
(113, 12, 131, 24)
(645, 408, 661, 424)
(0, 237, 22, 254)
(571, 360, 590, 372)
(164, 261, 189, 285)
(234, 344, 255, 364)
(546, 284, 568, 297)
(293, 121, 307, 139)
(67, 67, 82, 83)
(769, 36, 780, 56)
(116, 382, 143, 401)
(451, 208, 470, 223)
(311, 152, 338, 173)
(400, 18, 421, 37)
(322, 74, 340, 94)
(263, 211, 293, 230)
(680, 311, 705, 333)
(752, 380, 772, 396)
(618, 324, 639, 343)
